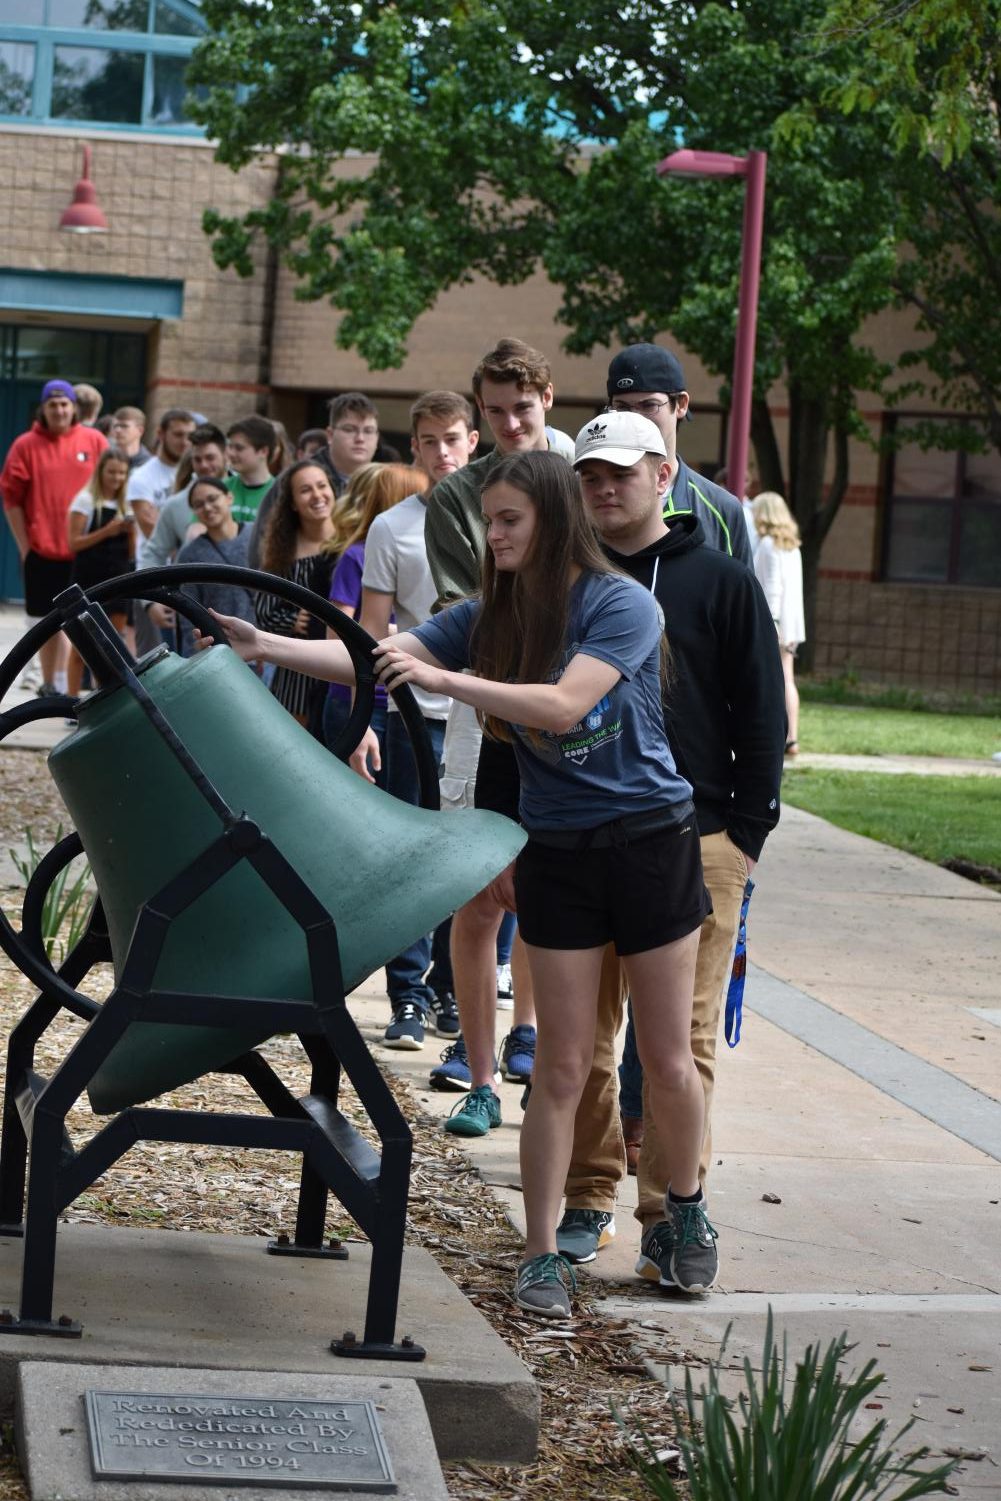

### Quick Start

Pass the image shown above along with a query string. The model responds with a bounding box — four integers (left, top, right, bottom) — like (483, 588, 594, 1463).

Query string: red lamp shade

(59, 145, 109, 233)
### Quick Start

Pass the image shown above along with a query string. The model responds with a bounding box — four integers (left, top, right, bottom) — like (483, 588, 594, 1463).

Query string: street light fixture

(657, 147, 767, 501)
(59, 144, 109, 234)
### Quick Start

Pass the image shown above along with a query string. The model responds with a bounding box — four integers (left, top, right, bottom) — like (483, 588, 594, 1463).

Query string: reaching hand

(193, 610, 259, 660)
(373, 644, 445, 697)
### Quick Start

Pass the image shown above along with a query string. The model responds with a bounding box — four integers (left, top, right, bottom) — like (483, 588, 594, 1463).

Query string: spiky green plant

(627, 1311, 955, 1501)
(10, 825, 95, 966)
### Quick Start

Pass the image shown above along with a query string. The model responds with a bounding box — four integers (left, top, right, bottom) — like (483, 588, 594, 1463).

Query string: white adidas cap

(573, 410, 667, 467)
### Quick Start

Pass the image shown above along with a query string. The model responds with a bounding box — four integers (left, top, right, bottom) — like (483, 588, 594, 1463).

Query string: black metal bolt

(327, 1236, 341, 1250)
(341, 1330, 357, 1346)
(58, 1314, 73, 1328)
(276, 1232, 290, 1246)
(401, 1335, 415, 1350)
(0, 1309, 12, 1325)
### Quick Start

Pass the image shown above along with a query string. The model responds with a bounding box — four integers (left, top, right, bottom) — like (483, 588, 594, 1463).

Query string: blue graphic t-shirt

(412, 570, 693, 831)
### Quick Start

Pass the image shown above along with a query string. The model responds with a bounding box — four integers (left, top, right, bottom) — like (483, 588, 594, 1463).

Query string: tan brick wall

(0, 126, 278, 430)
(813, 577, 1001, 695)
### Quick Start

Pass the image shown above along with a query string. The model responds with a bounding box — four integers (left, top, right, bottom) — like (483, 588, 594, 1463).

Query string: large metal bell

(48, 645, 524, 1113)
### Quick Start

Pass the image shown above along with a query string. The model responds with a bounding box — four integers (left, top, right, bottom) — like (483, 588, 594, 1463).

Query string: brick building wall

(1, 126, 278, 431)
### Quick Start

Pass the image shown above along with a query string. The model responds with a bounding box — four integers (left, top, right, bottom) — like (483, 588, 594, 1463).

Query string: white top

(69, 489, 134, 521)
(127, 455, 179, 510)
(754, 534, 805, 648)
(362, 492, 451, 719)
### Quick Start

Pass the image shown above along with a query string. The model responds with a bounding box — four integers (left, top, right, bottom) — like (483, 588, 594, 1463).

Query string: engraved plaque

(85, 1390, 396, 1491)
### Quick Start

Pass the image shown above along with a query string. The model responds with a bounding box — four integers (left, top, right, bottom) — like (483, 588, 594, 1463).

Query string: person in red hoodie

(1, 379, 107, 695)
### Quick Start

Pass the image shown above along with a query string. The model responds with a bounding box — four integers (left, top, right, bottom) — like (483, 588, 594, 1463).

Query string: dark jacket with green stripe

(664, 458, 753, 567)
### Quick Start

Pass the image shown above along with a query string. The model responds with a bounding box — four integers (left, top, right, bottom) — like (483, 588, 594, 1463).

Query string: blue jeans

(618, 1000, 643, 1119)
(385, 712, 452, 1008)
(322, 695, 388, 791)
(497, 911, 516, 965)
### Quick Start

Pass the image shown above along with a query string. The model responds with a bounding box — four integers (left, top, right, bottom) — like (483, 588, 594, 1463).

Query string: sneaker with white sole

(383, 1001, 427, 1050)
(430, 990, 460, 1037)
(514, 1252, 575, 1319)
(556, 1209, 616, 1264)
(636, 1194, 719, 1293)
(496, 961, 514, 1010)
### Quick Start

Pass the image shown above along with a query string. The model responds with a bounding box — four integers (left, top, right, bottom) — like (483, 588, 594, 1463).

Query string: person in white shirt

(752, 491, 805, 756)
(127, 407, 196, 539)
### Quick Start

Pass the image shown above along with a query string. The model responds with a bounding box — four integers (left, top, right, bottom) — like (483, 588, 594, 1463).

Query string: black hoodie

(603, 514, 785, 861)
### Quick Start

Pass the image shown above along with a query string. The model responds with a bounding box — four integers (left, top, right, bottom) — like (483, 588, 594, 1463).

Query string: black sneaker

(636, 1194, 719, 1293)
(383, 1002, 427, 1050)
(431, 990, 460, 1038)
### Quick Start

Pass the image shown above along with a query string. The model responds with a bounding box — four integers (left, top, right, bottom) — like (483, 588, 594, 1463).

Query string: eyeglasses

(607, 397, 680, 416)
(334, 424, 379, 438)
(190, 493, 225, 511)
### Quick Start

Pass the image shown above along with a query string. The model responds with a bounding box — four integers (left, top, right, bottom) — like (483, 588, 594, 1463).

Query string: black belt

(525, 802, 694, 851)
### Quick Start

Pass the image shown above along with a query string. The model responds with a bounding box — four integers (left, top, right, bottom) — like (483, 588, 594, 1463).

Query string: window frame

(880, 411, 1001, 590)
(0, 0, 206, 133)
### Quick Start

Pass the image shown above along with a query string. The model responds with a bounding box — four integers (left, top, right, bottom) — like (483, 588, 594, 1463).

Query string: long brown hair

(471, 451, 614, 748)
(261, 458, 333, 575)
(337, 463, 427, 553)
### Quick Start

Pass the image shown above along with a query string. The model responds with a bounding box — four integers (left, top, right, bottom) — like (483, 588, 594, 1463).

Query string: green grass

(783, 768, 1001, 872)
(799, 702, 1001, 759)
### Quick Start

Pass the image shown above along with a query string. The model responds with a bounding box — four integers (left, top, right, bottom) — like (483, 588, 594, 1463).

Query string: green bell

(48, 646, 524, 1114)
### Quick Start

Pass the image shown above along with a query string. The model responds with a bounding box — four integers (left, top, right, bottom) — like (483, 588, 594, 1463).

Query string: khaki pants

(564, 831, 749, 1225)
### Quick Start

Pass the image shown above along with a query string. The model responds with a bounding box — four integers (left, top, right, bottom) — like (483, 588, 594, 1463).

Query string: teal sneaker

(514, 1253, 576, 1319)
(443, 1085, 501, 1137)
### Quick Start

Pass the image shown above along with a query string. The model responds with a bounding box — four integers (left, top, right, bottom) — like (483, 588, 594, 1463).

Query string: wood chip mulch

(0, 749, 696, 1499)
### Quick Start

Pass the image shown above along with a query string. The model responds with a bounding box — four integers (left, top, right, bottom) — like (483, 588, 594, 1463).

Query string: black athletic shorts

(515, 815, 712, 954)
(473, 733, 521, 822)
(23, 551, 72, 618)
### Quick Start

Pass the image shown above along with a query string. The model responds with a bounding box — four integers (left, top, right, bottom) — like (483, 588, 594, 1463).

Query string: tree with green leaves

(189, 0, 917, 661)
(808, 0, 1001, 461)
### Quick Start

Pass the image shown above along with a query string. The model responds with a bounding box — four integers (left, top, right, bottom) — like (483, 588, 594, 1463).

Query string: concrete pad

(17, 1361, 448, 1501)
(794, 751, 1001, 778)
(0, 1224, 537, 1463)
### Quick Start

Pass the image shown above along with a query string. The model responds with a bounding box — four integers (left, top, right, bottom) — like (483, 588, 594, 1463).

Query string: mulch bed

(0, 748, 695, 1499)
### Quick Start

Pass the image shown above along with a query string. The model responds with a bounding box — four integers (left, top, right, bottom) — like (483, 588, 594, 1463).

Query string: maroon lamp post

(657, 148, 767, 500)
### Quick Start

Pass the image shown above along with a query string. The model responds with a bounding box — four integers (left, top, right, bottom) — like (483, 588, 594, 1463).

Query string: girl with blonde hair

(752, 491, 805, 756)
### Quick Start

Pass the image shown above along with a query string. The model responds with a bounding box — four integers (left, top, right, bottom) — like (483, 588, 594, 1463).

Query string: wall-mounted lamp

(59, 144, 109, 234)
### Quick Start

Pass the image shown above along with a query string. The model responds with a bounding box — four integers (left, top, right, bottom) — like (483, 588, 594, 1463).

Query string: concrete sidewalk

(350, 805, 1001, 1497)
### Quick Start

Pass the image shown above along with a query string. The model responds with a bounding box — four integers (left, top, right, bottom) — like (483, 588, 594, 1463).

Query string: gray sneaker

(514, 1253, 576, 1319)
(556, 1209, 616, 1264)
(636, 1195, 718, 1293)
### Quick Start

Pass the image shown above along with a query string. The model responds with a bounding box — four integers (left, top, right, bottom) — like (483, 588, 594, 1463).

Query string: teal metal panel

(0, 269, 183, 321)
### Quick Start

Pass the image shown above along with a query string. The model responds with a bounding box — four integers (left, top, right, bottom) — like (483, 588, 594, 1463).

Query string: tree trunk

(751, 396, 785, 494)
(786, 382, 851, 674)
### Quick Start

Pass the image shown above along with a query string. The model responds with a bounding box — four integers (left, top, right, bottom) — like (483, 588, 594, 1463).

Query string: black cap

(607, 344, 686, 399)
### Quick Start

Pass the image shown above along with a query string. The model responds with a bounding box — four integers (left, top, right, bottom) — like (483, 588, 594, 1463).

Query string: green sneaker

(514, 1253, 576, 1319)
(636, 1195, 719, 1293)
(443, 1084, 501, 1137)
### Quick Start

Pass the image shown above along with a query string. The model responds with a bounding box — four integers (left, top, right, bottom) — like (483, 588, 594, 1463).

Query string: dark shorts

(473, 733, 521, 822)
(515, 817, 712, 955)
(23, 551, 72, 618)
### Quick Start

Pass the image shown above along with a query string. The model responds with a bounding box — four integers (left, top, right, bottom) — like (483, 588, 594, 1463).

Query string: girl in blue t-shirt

(204, 450, 714, 1321)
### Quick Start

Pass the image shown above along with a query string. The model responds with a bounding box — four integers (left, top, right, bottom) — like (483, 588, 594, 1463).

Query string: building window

(0, 40, 34, 114)
(882, 415, 1001, 589)
(0, 0, 205, 131)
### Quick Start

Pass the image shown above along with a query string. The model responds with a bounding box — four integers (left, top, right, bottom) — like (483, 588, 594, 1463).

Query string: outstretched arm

(200, 610, 434, 684)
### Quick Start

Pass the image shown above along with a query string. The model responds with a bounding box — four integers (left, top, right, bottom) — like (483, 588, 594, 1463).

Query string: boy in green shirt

(225, 415, 276, 524)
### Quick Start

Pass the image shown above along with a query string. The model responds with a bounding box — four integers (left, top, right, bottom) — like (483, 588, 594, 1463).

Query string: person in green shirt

(225, 415, 277, 525)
